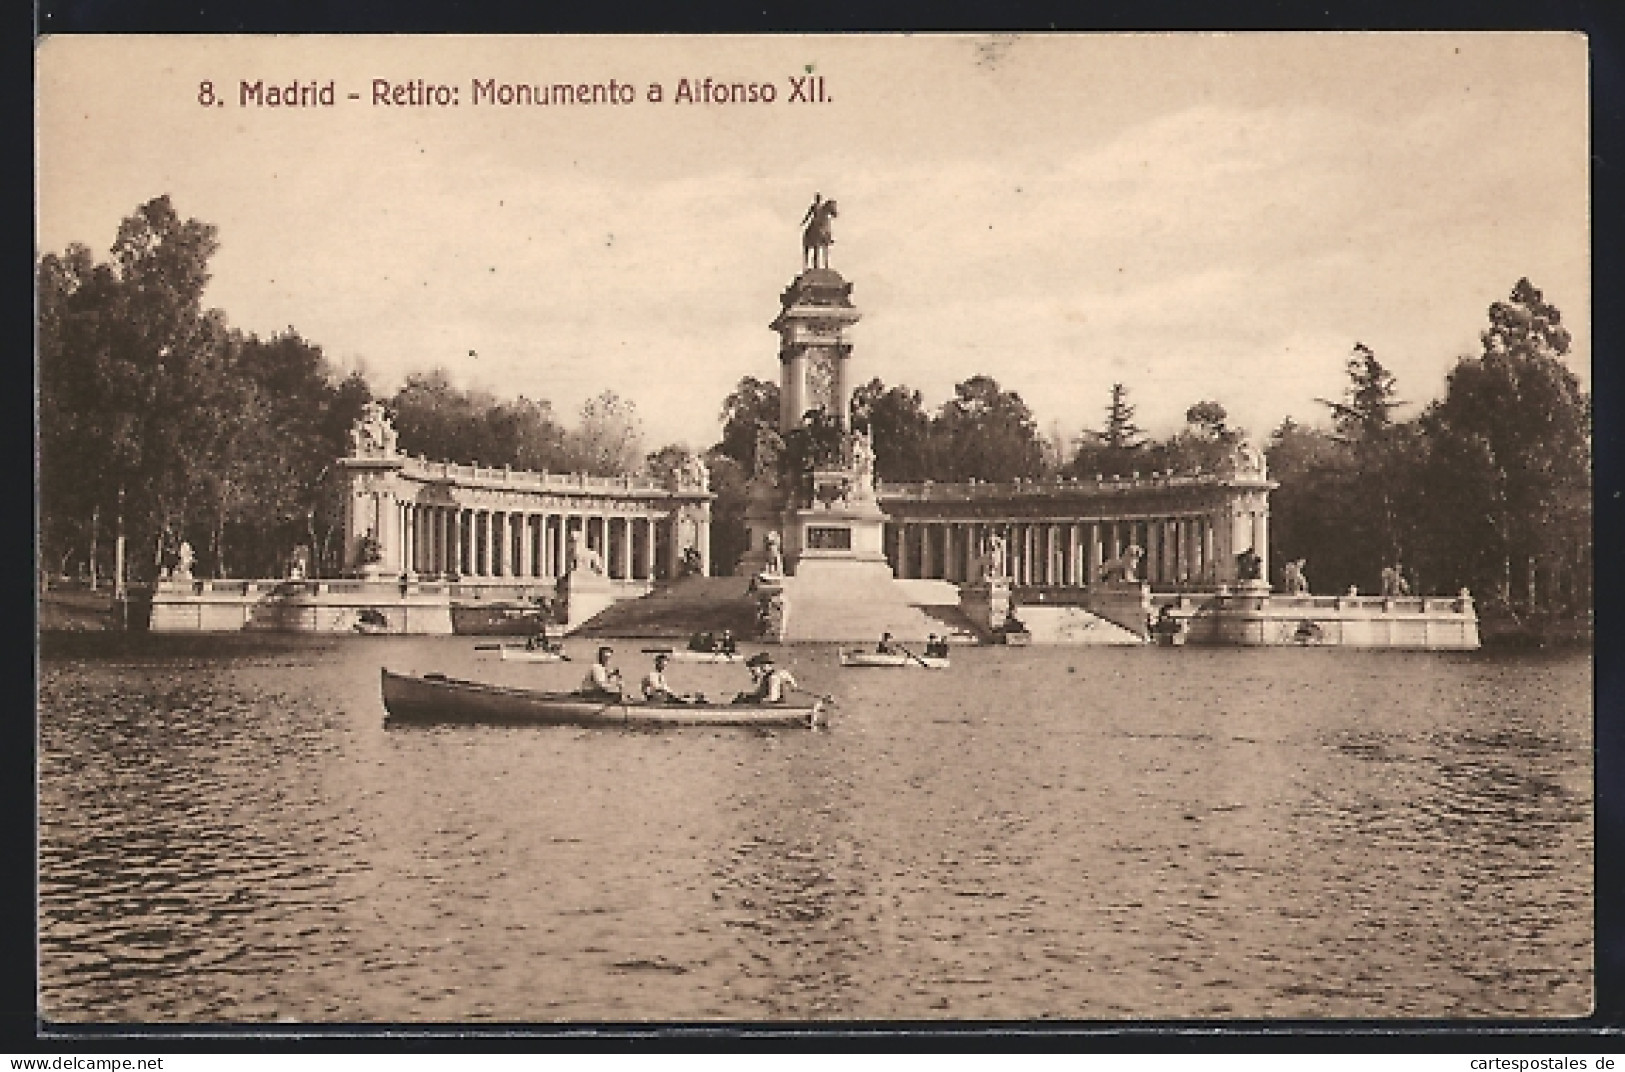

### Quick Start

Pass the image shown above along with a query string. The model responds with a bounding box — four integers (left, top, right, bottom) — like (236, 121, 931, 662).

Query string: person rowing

(876, 631, 898, 655)
(640, 652, 694, 705)
(717, 629, 737, 656)
(577, 645, 624, 699)
(734, 651, 797, 705)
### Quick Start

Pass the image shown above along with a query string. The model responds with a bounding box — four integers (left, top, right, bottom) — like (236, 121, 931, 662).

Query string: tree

(40, 198, 377, 583)
(1421, 279, 1589, 609)
(1183, 400, 1232, 440)
(716, 375, 781, 471)
(1068, 382, 1146, 478)
(933, 375, 1045, 482)
(1321, 343, 1403, 443)
(849, 377, 935, 482)
(1103, 383, 1144, 450)
(1143, 400, 1243, 476)
(569, 390, 644, 476)
(1265, 417, 1359, 593)
(38, 196, 235, 583)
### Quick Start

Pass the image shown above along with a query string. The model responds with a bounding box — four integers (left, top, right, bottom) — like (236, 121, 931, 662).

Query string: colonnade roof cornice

(350, 454, 713, 503)
(878, 474, 1276, 501)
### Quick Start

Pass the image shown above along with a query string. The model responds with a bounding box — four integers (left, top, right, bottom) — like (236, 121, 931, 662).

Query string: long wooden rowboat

(838, 650, 950, 669)
(640, 647, 745, 664)
(381, 669, 824, 728)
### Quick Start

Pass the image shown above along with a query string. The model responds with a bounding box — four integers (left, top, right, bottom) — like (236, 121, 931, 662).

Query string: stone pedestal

(750, 573, 790, 642)
(1080, 580, 1155, 639)
(959, 578, 1013, 638)
(558, 570, 616, 633)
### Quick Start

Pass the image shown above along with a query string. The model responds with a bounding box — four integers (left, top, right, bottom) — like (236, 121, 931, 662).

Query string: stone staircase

(571, 576, 760, 639)
(1014, 605, 1145, 645)
(777, 573, 978, 643)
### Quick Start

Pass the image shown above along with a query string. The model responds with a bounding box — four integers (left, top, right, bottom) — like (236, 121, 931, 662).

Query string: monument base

(958, 579, 1012, 637)
(558, 571, 617, 633)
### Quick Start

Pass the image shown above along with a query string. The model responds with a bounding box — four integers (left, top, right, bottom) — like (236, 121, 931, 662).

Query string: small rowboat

(641, 647, 744, 664)
(496, 645, 568, 663)
(838, 650, 950, 669)
(380, 669, 823, 728)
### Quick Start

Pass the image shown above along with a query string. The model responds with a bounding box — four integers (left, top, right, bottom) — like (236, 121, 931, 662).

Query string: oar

(791, 684, 838, 706)
(895, 643, 932, 669)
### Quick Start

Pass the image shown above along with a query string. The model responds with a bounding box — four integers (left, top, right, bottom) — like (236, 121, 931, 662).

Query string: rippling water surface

(38, 637, 1592, 1022)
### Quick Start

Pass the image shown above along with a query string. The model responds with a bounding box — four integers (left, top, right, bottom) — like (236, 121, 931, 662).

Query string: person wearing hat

(640, 652, 690, 704)
(735, 651, 798, 705)
(578, 645, 624, 698)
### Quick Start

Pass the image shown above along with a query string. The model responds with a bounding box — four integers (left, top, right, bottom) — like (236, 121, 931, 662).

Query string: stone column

(616, 517, 632, 580)
(698, 515, 711, 577)
(1202, 519, 1215, 583)
(1253, 506, 1270, 586)
(919, 524, 933, 580)
(782, 351, 807, 429)
(641, 517, 656, 580)
(963, 523, 977, 582)
(481, 510, 492, 577)
(661, 515, 680, 579)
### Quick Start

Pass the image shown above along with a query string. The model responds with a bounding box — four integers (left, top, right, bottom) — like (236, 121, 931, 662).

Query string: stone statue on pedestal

(753, 424, 784, 481)
(851, 429, 875, 498)
(1102, 545, 1144, 583)
(801, 193, 838, 270)
(763, 530, 785, 577)
(349, 401, 399, 459)
(568, 531, 606, 577)
(1229, 442, 1267, 479)
(173, 540, 195, 582)
(978, 533, 1007, 583)
(680, 453, 710, 492)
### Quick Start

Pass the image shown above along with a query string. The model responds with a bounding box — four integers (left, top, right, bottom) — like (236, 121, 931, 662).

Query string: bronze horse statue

(801, 196, 837, 269)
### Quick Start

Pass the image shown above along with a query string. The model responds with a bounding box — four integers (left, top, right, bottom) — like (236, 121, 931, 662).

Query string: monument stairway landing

(777, 573, 978, 644)
(571, 577, 759, 639)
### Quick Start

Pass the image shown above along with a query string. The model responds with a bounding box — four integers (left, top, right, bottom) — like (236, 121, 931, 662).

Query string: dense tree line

(38, 197, 657, 586)
(1064, 281, 1590, 615)
(38, 196, 374, 583)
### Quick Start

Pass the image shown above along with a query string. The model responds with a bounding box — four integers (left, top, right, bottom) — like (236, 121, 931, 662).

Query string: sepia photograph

(34, 33, 1593, 1027)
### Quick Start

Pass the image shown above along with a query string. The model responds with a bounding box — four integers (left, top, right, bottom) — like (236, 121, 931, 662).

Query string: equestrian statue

(801, 193, 838, 270)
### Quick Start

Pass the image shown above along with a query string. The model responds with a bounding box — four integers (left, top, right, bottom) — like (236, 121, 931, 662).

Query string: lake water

(37, 636, 1593, 1023)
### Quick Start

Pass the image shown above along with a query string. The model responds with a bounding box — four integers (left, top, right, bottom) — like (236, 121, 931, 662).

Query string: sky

(37, 33, 1589, 454)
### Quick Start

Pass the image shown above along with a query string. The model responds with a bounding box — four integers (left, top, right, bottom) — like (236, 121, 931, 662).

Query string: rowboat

(380, 669, 824, 728)
(838, 650, 950, 669)
(641, 647, 744, 664)
(493, 645, 569, 663)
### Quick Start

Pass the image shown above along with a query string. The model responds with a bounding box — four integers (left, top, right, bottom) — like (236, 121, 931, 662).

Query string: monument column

(616, 517, 632, 580)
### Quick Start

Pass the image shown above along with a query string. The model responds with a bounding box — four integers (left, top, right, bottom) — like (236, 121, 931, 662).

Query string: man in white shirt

(640, 653, 688, 704)
(579, 646, 623, 698)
